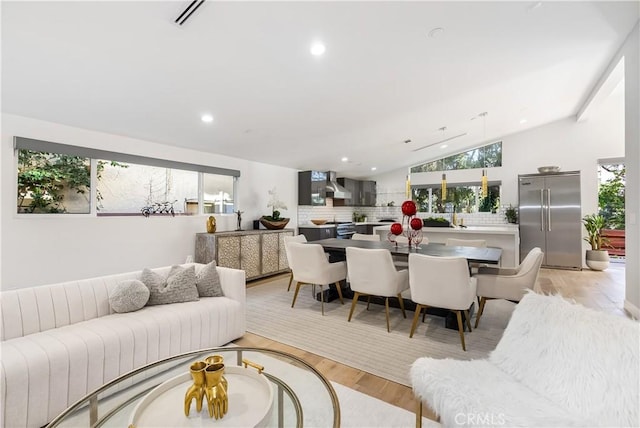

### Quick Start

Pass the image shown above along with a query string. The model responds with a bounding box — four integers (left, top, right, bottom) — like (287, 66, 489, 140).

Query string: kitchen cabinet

(335, 178, 376, 207)
(298, 171, 327, 206)
(361, 180, 377, 207)
(298, 226, 336, 241)
(335, 178, 360, 206)
(355, 224, 368, 234)
(195, 229, 294, 281)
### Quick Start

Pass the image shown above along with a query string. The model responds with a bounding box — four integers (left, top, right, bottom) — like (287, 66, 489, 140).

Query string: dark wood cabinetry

(298, 171, 327, 206)
(361, 180, 377, 207)
(335, 178, 376, 207)
(298, 226, 337, 241)
(355, 224, 367, 234)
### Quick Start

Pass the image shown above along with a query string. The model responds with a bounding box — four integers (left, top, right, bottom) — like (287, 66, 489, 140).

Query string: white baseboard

(624, 300, 640, 320)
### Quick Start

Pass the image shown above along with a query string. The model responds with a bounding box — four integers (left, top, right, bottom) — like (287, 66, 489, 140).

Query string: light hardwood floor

(234, 263, 628, 420)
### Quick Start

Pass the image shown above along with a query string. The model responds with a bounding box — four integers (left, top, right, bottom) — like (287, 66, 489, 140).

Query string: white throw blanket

(411, 292, 639, 427)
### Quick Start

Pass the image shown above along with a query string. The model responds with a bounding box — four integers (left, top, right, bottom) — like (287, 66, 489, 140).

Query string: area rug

(246, 276, 516, 386)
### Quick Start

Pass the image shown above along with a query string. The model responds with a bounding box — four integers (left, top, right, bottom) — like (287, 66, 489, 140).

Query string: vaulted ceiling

(2, 1, 638, 177)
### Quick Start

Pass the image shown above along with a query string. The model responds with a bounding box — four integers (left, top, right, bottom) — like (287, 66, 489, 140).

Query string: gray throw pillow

(109, 279, 150, 313)
(196, 261, 224, 297)
(141, 266, 199, 306)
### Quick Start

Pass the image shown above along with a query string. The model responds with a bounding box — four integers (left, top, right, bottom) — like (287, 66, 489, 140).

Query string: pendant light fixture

(406, 175, 411, 198)
(479, 112, 489, 197)
(441, 173, 447, 200)
(481, 169, 488, 197)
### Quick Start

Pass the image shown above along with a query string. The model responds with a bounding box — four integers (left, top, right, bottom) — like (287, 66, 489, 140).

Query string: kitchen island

(373, 224, 520, 267)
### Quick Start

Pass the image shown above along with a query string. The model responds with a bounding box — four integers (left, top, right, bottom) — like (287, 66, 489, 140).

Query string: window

(410, 141, 502, 173)
(413, 184, 500, 214)
(17, 149, 91, 214)
(97, 161, 199, 215)
(14, 137, 240, 216)
(202, 173, 235, 214)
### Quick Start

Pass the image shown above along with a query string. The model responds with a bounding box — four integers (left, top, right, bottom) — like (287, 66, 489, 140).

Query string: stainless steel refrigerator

(518, 171, 582, 269)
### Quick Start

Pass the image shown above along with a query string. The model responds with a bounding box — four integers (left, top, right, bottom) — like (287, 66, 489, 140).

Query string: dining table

(311, 238, 502, 265)
(305, 238, 503, 330)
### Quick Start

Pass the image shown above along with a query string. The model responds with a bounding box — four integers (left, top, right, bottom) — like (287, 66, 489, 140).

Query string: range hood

(325, 171, 351, 199)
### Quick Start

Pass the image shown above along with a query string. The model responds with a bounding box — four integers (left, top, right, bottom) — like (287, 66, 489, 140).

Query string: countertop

(354, 222, 389, 226)
(372, 224, 519, 235)
(300, 221, 390, 228)
(299, 224, 337, 228)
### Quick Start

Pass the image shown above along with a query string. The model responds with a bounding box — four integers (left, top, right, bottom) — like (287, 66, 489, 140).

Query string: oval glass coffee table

(46, 347, 340, 428)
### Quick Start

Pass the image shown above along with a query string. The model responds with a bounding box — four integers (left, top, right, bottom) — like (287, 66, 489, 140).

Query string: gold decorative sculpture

(184, 355, 228, 419)
(204, 363, 228, 419)
(184, 361, 207, 416)
(206, 216, 217, 233)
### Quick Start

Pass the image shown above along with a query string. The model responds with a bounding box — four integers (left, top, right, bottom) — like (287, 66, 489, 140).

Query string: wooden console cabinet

(195, 229, 294, 281)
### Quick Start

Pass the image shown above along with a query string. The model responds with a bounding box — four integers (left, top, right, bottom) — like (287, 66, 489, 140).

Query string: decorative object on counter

(184, 355, 229, 419)
(387, 222, 403, 244)
(311, 219, 328, 225)
(235, 210, 243, 231)
(261, 187, 290, 229)
(537, 165, 561, 174)
(582, 214, 609, 271)
(388, 200, 423, 247)
(441, 174, 447, 200)
(352, 212, 366, 222)
(141, 200, 177, 217)
(423, 217, 451, 227)
(206, 215, 217, 233)
(401, 200, 417, 216)
(505, 205, 518, 224)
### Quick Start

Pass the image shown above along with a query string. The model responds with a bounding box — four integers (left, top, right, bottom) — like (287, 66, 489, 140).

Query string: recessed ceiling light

(527, 2, 543, 13)
(201, 114, 214, 123)
(371, 167, 377, 171)
(520, 118, 528, 124)
(440, 144, 448, 149)
(428, 27, 445, 39)
(310, 42, 326, 56)
(341, 157, 349, 162)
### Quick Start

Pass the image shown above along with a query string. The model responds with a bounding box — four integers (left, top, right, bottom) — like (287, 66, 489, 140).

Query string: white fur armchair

(411, 292, 639, 427)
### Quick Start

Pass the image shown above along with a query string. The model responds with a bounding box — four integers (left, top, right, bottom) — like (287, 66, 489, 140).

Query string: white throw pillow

(109, 279, 150, 313)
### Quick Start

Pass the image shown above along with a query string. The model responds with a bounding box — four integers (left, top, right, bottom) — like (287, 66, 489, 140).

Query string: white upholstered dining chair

(345, 247, 409, 332)
(408, 253, 477, 351)
(445, 238, 488, 273)
(352, 233, 381, 241)
(283, 234, 307, 292)
(287, 242, 346, 315)
(473, 247, 544, 328)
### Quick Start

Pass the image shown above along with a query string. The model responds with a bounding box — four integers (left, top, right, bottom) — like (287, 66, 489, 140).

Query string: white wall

(1, 114, 298, 289)
(620, 23, 639, 317)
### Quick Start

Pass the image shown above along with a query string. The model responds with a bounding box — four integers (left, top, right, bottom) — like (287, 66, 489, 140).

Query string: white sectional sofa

(0, 263, 246, 428)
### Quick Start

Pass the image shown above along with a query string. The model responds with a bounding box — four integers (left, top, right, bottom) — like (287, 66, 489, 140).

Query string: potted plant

(260, 187, 290, 230)
(505, 205, 518, 224)
(582, 214, 609, 270)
